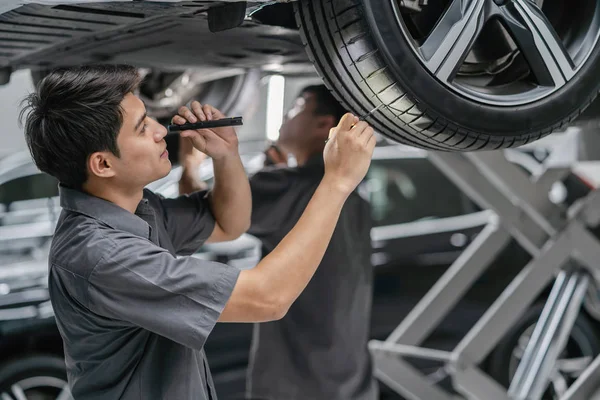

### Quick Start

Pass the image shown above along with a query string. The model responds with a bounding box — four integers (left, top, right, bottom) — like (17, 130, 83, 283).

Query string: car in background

(0, 143, 597, 399)
(1, 0, 600, 151)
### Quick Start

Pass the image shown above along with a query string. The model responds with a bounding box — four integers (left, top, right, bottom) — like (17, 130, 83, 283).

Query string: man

(19, 65, 376, 400)
(247, 85, 378, 400)
(180, 85, 378, 400)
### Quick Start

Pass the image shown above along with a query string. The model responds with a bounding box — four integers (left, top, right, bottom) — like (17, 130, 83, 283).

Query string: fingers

(367, 132, 377, 152)
(333, 117, 374, 147)
(361, 127, 375, 145)
(191, 101, 206, 121)
(337, 113, 359, 131)
(175, 102, 225, 126)
(179, 130, 195, 138)
(325, 127, 335, 142)
(326, 126, 338, 145)
(180, 130, 207, 151)
(201, 103, 227, 120)
(178, 105, 197, 123)
(211, 106, 225, 119)
(171, 115, 187, 125)
(180, 127, 224, 154)
(202, 104, 213, 121)
(183, 125, 222, 142)
(351, 121, 369, 136)
(265, 146, 287, 165)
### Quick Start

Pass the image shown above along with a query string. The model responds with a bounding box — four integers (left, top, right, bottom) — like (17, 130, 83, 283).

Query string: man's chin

(160, 162, 172, 177)
(148, 163, 172, 184)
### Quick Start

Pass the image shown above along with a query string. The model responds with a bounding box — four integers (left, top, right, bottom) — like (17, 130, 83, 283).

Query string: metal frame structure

(369, 148, 600, 400)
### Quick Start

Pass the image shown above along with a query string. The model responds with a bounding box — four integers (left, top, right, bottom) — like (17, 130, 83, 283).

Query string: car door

(366, 155, 488, 270)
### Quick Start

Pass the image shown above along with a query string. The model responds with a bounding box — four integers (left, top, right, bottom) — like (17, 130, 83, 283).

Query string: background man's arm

(173, 101, 251, 243)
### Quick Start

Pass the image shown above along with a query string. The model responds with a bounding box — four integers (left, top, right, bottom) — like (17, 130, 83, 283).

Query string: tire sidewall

(361, 0, 600, 136)
(0, 355, 67, 393)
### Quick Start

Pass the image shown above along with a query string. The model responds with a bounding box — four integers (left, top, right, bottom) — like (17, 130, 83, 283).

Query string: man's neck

(294, 146, 324, 166)
(83, 181, 144, 214)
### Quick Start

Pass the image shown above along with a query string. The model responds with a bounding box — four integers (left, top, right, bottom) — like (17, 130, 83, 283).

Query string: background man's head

(278, 84, 346, 156)
(20, 64, 170, 192)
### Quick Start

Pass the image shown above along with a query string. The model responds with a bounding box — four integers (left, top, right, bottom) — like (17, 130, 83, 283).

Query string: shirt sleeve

(144, 189, 216, 255)
(87, 234, 240, 351)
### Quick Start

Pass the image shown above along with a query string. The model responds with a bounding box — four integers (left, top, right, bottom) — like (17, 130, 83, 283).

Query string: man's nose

(154, 121, 168, 141)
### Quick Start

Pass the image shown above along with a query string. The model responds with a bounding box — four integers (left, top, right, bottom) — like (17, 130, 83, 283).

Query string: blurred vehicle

(0, 152, 59, 264)
(2, 0, 600, 150)
(0, 144, 598, 399)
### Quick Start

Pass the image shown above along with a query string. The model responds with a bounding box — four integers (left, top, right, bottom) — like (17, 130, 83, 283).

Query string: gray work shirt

(246, 155, 378, 400)
(48, 186, 240, 400)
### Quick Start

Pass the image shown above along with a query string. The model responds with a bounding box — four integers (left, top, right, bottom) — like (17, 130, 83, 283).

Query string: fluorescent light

(266, 74, 285, 141)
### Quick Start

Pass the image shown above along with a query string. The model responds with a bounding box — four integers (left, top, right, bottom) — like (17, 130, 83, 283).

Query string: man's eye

(141, 123, 148, 133)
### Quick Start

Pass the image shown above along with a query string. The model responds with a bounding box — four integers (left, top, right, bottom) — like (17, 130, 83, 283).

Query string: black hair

(19, 64, 142, 189)
(300, 84, 347, 123)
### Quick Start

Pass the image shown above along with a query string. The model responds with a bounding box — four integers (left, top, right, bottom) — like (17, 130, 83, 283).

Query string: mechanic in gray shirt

(19, 64, 376, 400)
(180, 85, 378, 400)
(247, 86, 378, 400)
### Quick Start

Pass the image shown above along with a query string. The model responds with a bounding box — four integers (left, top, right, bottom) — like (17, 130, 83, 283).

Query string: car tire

(295, 0, 600, 150)
(488, 304, 600, 399)
(0, 355, 71, 400)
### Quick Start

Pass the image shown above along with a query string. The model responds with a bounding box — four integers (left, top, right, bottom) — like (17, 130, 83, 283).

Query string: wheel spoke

(550, 371, 569, 396)
(1, 393, 12, 400)
(419, 0, 487, 82)
(556, 356, 593, 377)
(55, 384, 72, 400)
(10, 385, 26, 400)
(499, 0, 575, 87)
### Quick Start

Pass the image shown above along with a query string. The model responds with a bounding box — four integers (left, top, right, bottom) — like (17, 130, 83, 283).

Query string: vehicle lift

(368, 141, 600, 400)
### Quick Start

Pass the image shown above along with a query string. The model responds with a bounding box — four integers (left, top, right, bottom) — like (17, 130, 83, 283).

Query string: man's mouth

(160, 149, 169, 159)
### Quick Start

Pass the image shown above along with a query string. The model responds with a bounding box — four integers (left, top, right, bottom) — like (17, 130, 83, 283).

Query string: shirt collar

(59, 185, 153, 240)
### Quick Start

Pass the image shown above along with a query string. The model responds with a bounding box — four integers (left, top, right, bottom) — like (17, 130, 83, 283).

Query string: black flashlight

(167, 116, 243, 135)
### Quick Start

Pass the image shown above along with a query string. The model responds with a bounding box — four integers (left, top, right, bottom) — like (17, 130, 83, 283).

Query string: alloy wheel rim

(393, 0, 600, 105)
(508, 325, 595, 399)
(0, 376, 72, 400)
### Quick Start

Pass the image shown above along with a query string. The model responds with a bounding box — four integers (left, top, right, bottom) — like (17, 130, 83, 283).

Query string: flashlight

(167, 116, 243, 135)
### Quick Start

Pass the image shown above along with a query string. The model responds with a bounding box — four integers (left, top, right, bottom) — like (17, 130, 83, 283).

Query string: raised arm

(173, 101, 251, 243)
(218, 113, 376, 322)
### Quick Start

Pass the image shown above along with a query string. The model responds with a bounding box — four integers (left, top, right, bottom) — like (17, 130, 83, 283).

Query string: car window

(0, 173, 59, 209)
(365, 158, 474, 226)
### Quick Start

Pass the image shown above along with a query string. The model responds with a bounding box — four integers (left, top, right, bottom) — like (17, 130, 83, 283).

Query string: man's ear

(88, 151, 117, 179)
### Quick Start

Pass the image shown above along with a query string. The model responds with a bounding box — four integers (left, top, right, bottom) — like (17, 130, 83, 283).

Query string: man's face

(278, 92, 319, 150)
(109, 93, 170, 188)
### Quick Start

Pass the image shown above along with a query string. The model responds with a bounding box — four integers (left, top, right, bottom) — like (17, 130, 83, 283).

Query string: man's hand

(172, 101, 239, 160)
(322, 113, 376, 195)
(264, 143, 288, 167)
